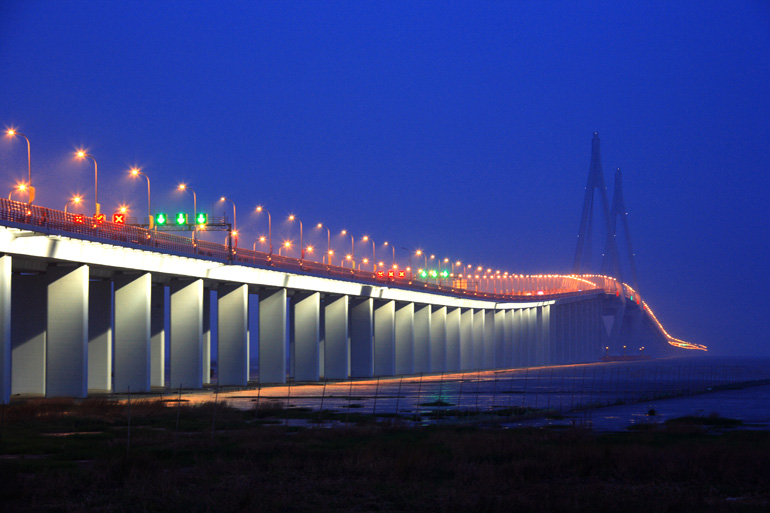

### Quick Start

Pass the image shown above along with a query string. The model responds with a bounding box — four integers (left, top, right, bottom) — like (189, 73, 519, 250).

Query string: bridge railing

(0, 198, 608, 301)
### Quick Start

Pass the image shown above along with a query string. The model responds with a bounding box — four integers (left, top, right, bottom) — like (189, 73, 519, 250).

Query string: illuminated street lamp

(220, 196, 237, 247)
(362, 235, 375, 271)
(341, 229, 354, 261)
(6, 129, 33, 203)
(8, 183, 28, 200)
(343, 254, 354, 268)
(415, 249, 427, 269)
(255, 206, 272, 254)
(253, 236, 267, 252)
(279, 240, 292, 256)
(75, 150, 99, 214)
(323, 249, 334, 265)
(317, 223, 331, 258)
(178, 184, 197, 242)
(383, 241, 396, 267)
(64, 195, 83, 213)
(130, 167, 151, 226)
(288, 214, 304, 260)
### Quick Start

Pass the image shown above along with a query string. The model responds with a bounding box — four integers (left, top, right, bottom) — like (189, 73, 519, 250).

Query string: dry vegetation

(1, 398, 769, 512)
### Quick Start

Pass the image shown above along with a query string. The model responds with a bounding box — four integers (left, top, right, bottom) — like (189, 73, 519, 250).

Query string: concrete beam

(293, 292, 320, 382)
(430, 306, 447, 373)
(349, 297, 373, 378)
(88, 280, 112, 392)
(47, 265, 89, 398)
(170, 278, 203, 389)
(114, 273, 151, 393)
(374, 300, 395, 376)
(11, 273, 46, 395)
(259, 288, 287, 384)
(218, 284, 249, 386)
(445, 307, 460, 372)
(323, 295, 348, 379)
(460, 308, 474, 370)
(395, 302, 414, 375)
(413, 304, 431, 373)
(202, 289, 211, 384)
(0, 256, 10, 404)
(150, 284, 165, 387)
(473, 309, 485, 369)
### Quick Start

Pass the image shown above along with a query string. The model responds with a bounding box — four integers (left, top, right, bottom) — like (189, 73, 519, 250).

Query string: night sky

(1, 1, 768, 356)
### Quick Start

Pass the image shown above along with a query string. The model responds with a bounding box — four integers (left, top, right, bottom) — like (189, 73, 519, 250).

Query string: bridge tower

(573, 133, 623, 283)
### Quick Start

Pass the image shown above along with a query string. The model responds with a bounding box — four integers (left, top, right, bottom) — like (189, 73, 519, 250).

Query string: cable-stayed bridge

(0, 134, 703, 403)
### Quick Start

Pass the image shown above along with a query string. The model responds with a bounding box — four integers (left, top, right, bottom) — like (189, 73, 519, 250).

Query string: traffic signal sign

(156, 213, 168, 225)
(195, 212, 208, 225)
(175, 213, 188, 225)
(112, 213, 126, 224)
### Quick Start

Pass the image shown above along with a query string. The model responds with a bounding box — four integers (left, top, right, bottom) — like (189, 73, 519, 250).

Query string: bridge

(0, 134, 703, 403)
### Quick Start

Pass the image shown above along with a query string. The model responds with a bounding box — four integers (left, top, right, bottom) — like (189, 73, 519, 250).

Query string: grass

(1, 399, 769, 512)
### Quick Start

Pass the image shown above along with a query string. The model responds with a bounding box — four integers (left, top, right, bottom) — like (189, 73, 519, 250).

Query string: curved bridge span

(0, 199, 700, 403)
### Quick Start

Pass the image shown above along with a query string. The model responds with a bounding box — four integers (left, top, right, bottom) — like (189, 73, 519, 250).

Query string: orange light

(345, 254, 352, 260)
(130, 167, 140, 176)
(283, 241, 291, 248)
(76, 150, 86, 159)
(72, 196, 82, 204)
(328, 249, 334, 255)
(341, 229, 347, 235)
(178, 184, 187, 190)
(17, 183, 26, 192)
(259, 236, 266, 242)
(317, 223, 322, 228)
(416, 250, 422, 256)
(256, 206, 263, 212)
(362, 235, 369, 241)
(306, 245, 314, 253)
(288, 214, 295, 221)
(220, 196, 226, 201)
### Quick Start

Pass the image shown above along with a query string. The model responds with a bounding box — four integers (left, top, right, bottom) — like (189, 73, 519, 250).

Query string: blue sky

(1, 1, 768, 355)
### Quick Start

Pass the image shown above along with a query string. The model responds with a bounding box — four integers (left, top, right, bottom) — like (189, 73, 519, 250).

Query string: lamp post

(383, 241, 396, 268)
(130, 167, 151, 226)
(64, 195, 83, 213)
(179, 184, 197, 242)
(415, 249, 427, 269)
(279, 241, 292, 256)
(8, 183, 27, 200)
(255, 206, 272, 255)
(6, 129, 33, 203)
(220, 196, 237, 247)
(341, 230, 354, 261)
(75, 150, 99, 214)
(289, 214, 304, 260)
(253, 236, 267, 252)
(317, 223, 331, 258)
(362, 235, 375, 271)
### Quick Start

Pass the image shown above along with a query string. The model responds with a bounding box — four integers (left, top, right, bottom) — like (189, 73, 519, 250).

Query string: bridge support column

(430, 306, 447, 373)
(47, 264, 89, 398)
(349, 297, 373, 378)
(395, 302, 414, 375)
(88, 280, 112, 392)
(550, 304, 564, 365)
(374, 300, 395, 376)
(473, 309, 485, 369)
(202, 289, 211, 385)
(323, 295, 348, 379)
(218, 284, 249, 386)
(445, 307, 460, 372)
(513, 309, 524, 368)
(259, 288, 287, 384)
(494, 310, 505, 369)
(413, 305, 431, 373)
(460, 308, 474, 370)
(293, 292, 320, 382)
(170, 278, 203, 389)
(11, 274, 46, 395)
(484, 310, 496, 369)
(504, 309, 514, 368)
(150, 284, 165, 388)
(540, 305, 551, 366)
(114, 273, 151, 393)
(0, 256, 10, 404)
(526, 308, 537, 367)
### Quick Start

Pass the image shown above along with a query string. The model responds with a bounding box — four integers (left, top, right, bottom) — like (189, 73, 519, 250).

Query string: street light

(6, 129, 33, 203)
(220, 196, 237, 247)
(279, 240, 292, 256)
(64, 195, 83, 213)
(317, 223, 331, 258)
(383, 241, 396, 268)
(256, 206, 272, 254)
(415, 249, 427, 269)
(178, 184, 197, 242)
(130, 167, 151, 227)
(341, 229, 354, 261)
(75, 150, 99, 214)
(362, 235, 375, 271)
(324, 249, 334, 265)
(288, 214, 304, 260)
(8, 183, 28, 200)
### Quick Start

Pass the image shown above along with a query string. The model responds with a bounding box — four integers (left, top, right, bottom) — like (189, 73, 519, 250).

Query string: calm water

(203, 356, 770, 431)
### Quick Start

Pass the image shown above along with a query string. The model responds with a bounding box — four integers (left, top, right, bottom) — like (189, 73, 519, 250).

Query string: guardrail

(0, 198, 607, 302)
